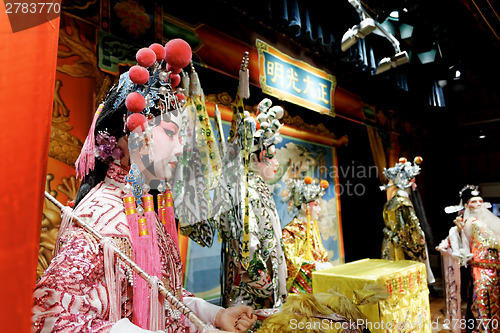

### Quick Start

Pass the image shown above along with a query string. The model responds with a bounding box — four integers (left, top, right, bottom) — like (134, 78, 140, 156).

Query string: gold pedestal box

(312, 259, 431, 333)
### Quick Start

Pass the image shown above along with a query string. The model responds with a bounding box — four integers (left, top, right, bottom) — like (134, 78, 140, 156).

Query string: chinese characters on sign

(256, 39, 336, 116)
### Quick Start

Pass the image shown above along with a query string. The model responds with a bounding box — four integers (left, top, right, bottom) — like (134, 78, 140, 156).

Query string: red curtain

(0, 5, 60, 332)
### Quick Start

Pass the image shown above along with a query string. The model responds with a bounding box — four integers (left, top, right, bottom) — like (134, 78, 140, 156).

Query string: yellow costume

(283, 216, 330, 293)
(381, 194, 426, 262)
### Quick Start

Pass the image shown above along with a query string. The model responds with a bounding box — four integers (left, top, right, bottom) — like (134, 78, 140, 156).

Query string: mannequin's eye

(164, 129, 175, 138)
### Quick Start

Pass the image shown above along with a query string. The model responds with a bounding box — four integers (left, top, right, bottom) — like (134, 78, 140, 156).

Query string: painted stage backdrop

(183, 119, 343, 301)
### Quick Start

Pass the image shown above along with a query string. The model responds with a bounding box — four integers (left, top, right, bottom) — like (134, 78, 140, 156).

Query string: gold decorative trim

(50, 80, 83, 166)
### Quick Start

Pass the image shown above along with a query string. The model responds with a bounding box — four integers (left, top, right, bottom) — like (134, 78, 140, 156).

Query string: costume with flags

(217, 96, 288, 309)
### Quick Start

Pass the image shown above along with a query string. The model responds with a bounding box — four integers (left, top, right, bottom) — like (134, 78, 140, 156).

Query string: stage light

(341, 18, 376, 51)
(343, 0, 409, 75)
(376, 51, 409, 74)
(341, 27, 360, 51)
(341, 0, 377, 51)
(358, 17, 376, 37)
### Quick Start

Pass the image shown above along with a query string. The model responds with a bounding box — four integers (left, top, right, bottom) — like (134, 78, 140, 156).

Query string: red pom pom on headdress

(129, 65, 149, 85)
(149, 43, 166, 61)
(167, 63, 182, 74)
(136, 47, 157, 68)
(126, 92, 146, 113)
(164, 39, 192, 69)
(170, 73, 181, 88)
(127, 113, 147, 132)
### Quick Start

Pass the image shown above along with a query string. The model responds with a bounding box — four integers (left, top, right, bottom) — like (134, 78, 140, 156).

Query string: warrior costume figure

(221, 99, 288, 310)
(379, 157, 435, 284)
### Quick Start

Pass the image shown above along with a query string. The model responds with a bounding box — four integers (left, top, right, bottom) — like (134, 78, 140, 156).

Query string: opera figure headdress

(379, 156, 423, 191)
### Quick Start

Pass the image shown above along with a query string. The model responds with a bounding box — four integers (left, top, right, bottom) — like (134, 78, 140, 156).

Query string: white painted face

(468, 196, 484, 211)
(255, 145, 279, 181)
(129, 112, 183, 185)
(309, 200, 321, 220)
(151, 120, 182, 180)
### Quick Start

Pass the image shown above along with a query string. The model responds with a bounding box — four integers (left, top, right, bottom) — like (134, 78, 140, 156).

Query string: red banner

(0, 3, 60, 331)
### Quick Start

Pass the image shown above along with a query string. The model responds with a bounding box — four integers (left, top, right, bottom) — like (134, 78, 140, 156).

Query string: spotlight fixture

(342, 0, 409, 74)
(341, 0, 377, 51)
(376, 51, 409, 74)
(374, 22, 409, 74)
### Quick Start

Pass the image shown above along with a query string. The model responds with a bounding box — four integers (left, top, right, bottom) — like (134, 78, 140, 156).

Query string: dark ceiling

(168, 0, 500, 182)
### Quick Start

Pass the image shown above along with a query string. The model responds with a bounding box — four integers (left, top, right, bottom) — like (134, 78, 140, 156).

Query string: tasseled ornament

(123, 194, 150, 329)
(54, 206, 73, 256)
(189, 64, 202, 98)
(238, 67, 250, 99)
(164, 190, 179, 251)
(148, 276, 163, 331)
(136, 216, 154, 329)
(157, 192, 165, 225)
(142, 194, 162, 278)
(102, 238, 122, 323)
(75, 104, 103, 180)
(238, 51, 250, 99)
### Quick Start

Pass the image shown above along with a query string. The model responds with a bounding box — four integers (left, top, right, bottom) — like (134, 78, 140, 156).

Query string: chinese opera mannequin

(225, 143, 288, 309)
(282, 177, 333, 293)
(455, 187, 500, 333)
(437, 185, 478, 333)
(32, 41, 255, 333)
(380, 157, 435, 284)
(221, 100, 288, 310)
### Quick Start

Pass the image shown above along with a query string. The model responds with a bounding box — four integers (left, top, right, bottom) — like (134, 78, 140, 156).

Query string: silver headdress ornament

(379, 156, 423, 191)
(244, 98, 284, 154)
(444, 184, 490, 214)
(283, 176, 330, 212)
